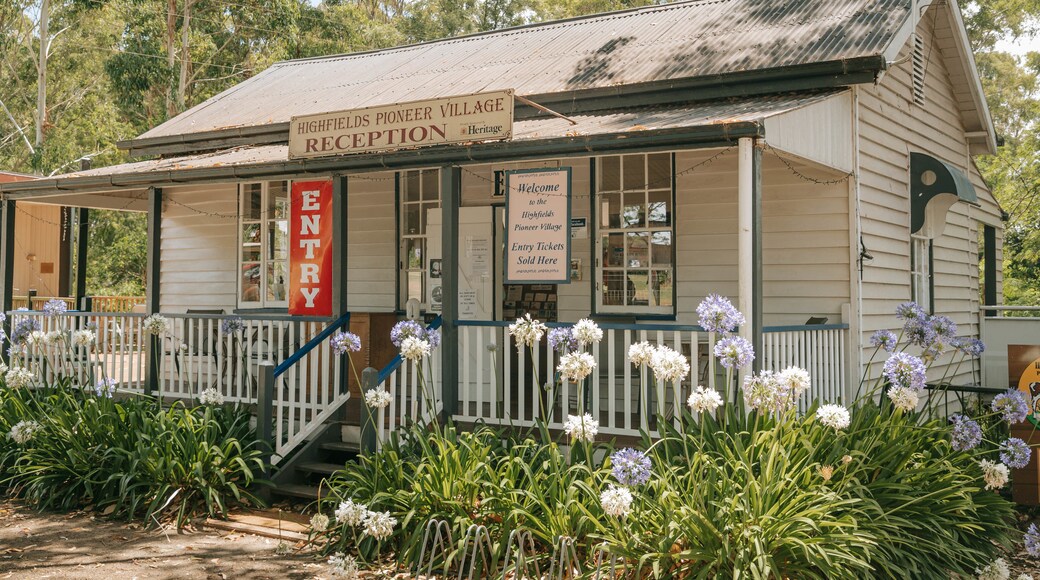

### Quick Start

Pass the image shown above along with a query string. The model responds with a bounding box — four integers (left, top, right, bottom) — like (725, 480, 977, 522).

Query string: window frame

(910, 233, 933, 313)
(592, 152, 677, 317)
(397, 169, 441, 311)
(237, 180, 290, 309)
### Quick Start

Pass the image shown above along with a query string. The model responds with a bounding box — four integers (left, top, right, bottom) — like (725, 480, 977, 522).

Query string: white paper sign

(505, 168, 571, 283)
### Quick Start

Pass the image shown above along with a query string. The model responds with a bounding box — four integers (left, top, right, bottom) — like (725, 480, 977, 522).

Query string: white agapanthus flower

(572, 318, 603, 346)
(508, 313, 547, 350)
(364, 388, 392, 409)
(328, 552, 360, 578)
(816, 404, 851, 430)
(1016, 574, 1034, 580)
(887, 385, 920, 412)
(976, 557, 1010, 580)
(8, 420, 41, 444)
(980, 459, 1009, 491)
(564, 413, 599, 442)
(558, 351, 596, 382)
(362, 510, 396, 540)
(71, 329, 96, 347)
(776, 366, 812, 401)
(199, 387, 225, 406)
(600, 485, 633, 518)
(26, 330, 47, 347)
(650, 346, 690, 383)
(687, 385, 723, 413)
(310, 513, 330, 533)
(43, 330, 65, 345)
(335, 499, 368, 526)
(5, 367, 35, 389)
(0, 362, 7, 376)
(143, 314, 171, 336)
(628, 341, 655, 367)
(400, 336, 432, 362)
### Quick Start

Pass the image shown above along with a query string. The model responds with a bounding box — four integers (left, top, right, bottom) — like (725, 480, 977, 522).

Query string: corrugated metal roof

(141, 0, 908, 140)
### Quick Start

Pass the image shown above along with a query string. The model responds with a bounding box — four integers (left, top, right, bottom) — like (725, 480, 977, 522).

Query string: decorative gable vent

(911, 33, 926, 105)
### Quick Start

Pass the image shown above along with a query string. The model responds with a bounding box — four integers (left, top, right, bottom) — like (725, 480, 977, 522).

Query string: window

(399, 169, 440, 308)
(596, 153, 674, 315)
(239, 181, 289, 308)
(911, 234, 932, 312)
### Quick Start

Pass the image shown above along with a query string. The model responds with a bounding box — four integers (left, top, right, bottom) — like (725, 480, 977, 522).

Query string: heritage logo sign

(289, 90, 514, 159)
(289, 180, 334, 316)
(505, 167, 571, 284)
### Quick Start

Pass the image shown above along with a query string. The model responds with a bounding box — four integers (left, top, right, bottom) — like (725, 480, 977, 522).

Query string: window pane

(403, 171, 420, 202)
(242, 184, 262, 220)
(405, 239, 424, 269)
(242, 223, 261, 245)
(626, 232, 649, 267)
(422, 170, 439, 200)
(647, 153, 670, 189)
(268, 221, 288, 260)
(623, 192, 644, 228)
(268, 181, 288, 219)
(602, 234, 624, 267)
(602, 270, 625, 306)
(651, 231, 672, 266)
(623, 154, 645, 191)
(242, 245, 260, 262)
(650, 270, 673, 307)
(600, 156, 620, 192)
(404, 205, 421, 235)
(267, 262, 287, 301)
(627, 270, 650, 306)
(407, 271, 423, 303)
(648, 188, 671, 227)
(600, 192, 621, 228)
(241, 263, 261, 302)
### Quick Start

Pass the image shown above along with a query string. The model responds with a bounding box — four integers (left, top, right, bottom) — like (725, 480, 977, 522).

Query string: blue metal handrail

(273, 311, 351, 377)
(376, 316, 442, 384)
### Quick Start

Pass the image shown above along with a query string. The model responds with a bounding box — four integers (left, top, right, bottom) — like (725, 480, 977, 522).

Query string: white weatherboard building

(0, 0, 1006, 497)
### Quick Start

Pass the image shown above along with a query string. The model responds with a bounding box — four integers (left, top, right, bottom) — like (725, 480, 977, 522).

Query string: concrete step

(204, 510, 311, 542)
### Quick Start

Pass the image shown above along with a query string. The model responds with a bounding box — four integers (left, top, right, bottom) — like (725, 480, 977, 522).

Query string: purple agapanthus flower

(220, 316, 245, 335)
(94, 378, 117, 398)
(896, 301, 925, 320)
(330, 331, 362, 355)
(696, 294, 745, 335)
(43, 299, 68, 316)
(548, 327, 578, 353)
(390, 320, 425, 347)
(870, 329, 898, 352)
(426, 328, 441, 349)
(903, 316, 937, 349)
(1025, 523, 1040, 558)
(952, 337, 985, 358)
(713, 335, 755, 370)
(928, 315, 957, 342)
(611, 448, 652, 487)
(992, 389, 1029, 424)
(882, 352, 927, 391)
(1000, 437, 1032, 469)
(10, 318, 41, 345)
(948, 414, 983, 452)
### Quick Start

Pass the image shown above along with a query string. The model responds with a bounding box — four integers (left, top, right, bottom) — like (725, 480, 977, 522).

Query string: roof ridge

(273, 0, 731, 68)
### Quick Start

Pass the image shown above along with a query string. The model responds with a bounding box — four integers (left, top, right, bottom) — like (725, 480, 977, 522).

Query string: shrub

(0, 382, 266, 527)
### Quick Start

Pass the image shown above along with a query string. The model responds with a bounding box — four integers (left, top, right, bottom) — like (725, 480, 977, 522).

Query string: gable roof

(132, 0, 911, 151)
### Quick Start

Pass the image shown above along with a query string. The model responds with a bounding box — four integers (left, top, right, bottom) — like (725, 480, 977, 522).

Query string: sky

(996, 34, 1040, 56)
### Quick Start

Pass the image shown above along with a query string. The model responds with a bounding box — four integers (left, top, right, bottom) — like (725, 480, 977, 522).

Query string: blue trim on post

(376, 316, 441, 385)
(274, 311, 351, 377)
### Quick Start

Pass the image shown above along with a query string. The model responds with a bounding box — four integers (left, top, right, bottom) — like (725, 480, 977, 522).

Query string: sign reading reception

(289, 180, 333, 316)
(505, 167, 571, 284)
(289, 90, 514, 159)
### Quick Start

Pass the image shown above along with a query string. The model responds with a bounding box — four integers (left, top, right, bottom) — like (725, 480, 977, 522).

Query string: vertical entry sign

(289, 180, 334, 316)
(505, 167, 571, 283)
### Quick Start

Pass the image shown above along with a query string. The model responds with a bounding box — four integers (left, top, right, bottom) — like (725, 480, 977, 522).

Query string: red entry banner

(289, 180, 334, 316)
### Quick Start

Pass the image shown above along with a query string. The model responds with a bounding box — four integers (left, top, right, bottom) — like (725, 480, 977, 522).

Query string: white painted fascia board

(945, 0, 998, 154)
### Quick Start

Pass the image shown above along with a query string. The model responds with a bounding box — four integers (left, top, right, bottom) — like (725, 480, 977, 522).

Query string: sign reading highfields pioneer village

(505, 167, 571, 283)
(289, 180, 334, 316)
(289, 90, 514, 159)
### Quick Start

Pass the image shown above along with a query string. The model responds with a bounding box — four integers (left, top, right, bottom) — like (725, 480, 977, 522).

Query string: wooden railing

(12, 295, 144, 313)
(9, 309, 350, 463)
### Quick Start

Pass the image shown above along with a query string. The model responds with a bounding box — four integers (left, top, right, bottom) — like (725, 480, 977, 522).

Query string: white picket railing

(760, 324, 848, 412)
(373, 320, 442, 450)
(8, 310, 348, 463)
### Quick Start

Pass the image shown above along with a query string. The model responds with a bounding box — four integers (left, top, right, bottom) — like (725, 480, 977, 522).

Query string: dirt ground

(0, 499, 326, 580)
